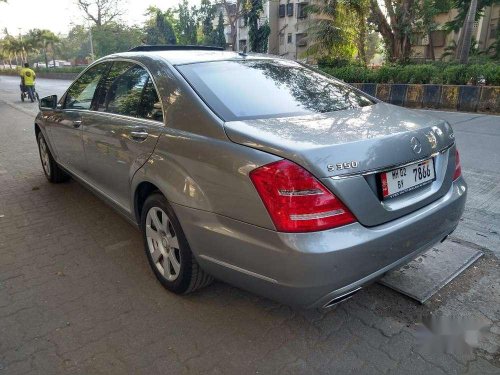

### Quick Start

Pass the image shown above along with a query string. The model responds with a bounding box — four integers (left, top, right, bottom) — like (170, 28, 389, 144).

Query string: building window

(287, 2, 294, 17)
(287, 33, 292, 44)
(279, 4, 286, 17)
(279, 34, 285, 45)
(430, 30, 446, 47)
(297, 2, 308, 19)
(489, 21, 498, 39)
(296, 33, 307, 47)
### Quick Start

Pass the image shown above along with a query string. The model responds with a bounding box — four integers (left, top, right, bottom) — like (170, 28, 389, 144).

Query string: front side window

(178, 59, 374, 121)
(64, 63, 108, 110)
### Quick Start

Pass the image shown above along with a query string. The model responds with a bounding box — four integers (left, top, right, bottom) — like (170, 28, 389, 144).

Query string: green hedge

(320, 63, 500, 86)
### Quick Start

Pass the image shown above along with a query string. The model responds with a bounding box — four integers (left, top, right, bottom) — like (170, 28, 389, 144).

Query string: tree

(0, 39, 13, 68)
(176, 0, 198, 45)
(145, 10, 177, 45)
(445, 0, 498, 33)
(214, 12, 227, 48)
(91, 22, 143, 57)
(245, 0, 270, 53)
(199, 0, 217, 45)
(365, 31, 381, 63)
(59, 25, 92, 62)
(343, 0, 369, 64)
(369, 0, 418, 62)
(306, 0, 358, 60)
(76, 0, 123, 27)
(27, 29, 60, 67)
(218, 0, 245, 50)
(415, 0, 440, 60)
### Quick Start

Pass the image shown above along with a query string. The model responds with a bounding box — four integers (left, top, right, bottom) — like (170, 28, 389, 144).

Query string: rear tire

(141, 193, 213, 294)
(37, 132, 70, 183)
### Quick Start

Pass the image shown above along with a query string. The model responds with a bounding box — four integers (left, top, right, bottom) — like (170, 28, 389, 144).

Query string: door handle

(130, 131, 149, 141)
(73, 120, 82, 128)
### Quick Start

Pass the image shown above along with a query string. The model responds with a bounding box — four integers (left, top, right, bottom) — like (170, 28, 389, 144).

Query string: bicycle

(20, 84, 40, 103)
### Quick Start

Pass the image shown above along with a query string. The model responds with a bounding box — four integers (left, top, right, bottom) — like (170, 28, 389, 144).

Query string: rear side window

(141, 79, 164, 122)
(96, 61, 163, 122)
(177, 60, 374, 121)
(64, 63, 108, 110)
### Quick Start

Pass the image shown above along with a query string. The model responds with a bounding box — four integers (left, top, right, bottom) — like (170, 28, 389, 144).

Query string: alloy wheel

(39, 136, 51, 177)
(145, 207, 181, 281)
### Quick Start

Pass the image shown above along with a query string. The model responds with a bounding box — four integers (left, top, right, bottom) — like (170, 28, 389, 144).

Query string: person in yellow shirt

(20, 63, 37, 102)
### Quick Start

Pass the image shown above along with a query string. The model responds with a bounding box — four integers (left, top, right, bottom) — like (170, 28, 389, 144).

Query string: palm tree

(306, 0, 369, 63)
(27, 29, 44, 65)
(4, 36, 22, 66)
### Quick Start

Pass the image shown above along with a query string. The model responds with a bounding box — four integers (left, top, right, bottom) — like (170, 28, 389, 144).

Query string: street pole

(89, 24, 95, 63)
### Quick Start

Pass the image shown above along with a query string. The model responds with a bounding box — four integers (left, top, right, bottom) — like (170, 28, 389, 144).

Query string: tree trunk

(44, 48, 49, 68)
(357, 9, 367, 65)
(428, 30, 435, 61)
(456, 0, 477, 63)
(230, 21, 237, 51)
(369, 0, 396, 61)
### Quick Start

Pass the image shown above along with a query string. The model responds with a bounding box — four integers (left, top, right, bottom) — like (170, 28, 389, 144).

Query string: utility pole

(88, 24, 95, 62)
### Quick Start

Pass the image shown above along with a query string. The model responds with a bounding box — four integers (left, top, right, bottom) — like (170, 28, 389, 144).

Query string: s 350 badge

(327, 161, 359, 172)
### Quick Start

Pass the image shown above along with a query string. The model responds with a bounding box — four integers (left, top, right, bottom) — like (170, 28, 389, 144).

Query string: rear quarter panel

(130, 54, 279, 229)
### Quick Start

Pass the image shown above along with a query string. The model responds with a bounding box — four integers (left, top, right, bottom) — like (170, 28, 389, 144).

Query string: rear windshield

(177, 59, 374, 121)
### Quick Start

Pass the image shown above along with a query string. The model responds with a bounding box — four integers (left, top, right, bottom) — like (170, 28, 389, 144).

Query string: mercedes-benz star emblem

(410, 136, 422, 154)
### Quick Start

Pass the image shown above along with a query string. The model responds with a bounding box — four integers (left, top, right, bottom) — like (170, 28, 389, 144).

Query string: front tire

(37, 132, 70, 183)
(141, 193, 213, 294)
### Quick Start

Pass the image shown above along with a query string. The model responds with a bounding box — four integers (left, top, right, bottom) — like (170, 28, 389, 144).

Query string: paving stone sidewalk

(0, 100, 499, 374)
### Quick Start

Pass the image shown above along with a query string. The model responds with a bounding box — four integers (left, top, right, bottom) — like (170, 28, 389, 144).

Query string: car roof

(109, 50, 276, 66)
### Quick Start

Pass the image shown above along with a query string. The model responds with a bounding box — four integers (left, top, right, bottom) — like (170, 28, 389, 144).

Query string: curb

(354, 83, 499, 114)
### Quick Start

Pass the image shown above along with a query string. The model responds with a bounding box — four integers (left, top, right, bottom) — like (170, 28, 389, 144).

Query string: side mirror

(39, 95, 58, 110)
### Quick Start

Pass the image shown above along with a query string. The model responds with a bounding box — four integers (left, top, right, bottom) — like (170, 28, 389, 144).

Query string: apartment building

(412, 4, 499, 60)
(229, 1, 498, 61)
(236, 0, 312, 61)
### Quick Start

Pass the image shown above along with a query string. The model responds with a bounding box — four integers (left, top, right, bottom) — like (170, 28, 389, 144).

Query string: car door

(82, 61, 164, 212)
(48, 62, 109, 176)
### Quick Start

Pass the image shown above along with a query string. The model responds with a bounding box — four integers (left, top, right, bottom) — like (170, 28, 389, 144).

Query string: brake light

(249, 160, 356, 232)
(453, 149, 462, 180)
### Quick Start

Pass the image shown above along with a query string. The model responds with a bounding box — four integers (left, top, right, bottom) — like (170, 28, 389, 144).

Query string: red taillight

(249, 160, 356, 232)
(453, 149, 462, 180)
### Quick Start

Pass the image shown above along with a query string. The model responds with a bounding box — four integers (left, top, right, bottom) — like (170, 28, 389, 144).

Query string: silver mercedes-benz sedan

(35, 46, 466, 309)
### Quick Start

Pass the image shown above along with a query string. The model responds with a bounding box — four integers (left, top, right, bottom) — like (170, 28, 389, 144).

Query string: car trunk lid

(224, 103, 456, 226)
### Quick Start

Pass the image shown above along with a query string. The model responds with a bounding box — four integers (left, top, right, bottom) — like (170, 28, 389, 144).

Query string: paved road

(0, 76, 499, 374)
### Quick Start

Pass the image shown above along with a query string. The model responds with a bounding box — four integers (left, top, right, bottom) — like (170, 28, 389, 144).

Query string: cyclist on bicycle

(20, 63, 36, 102)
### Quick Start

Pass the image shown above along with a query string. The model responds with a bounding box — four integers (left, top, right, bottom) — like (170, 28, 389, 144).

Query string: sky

(0, 0, 200, 36)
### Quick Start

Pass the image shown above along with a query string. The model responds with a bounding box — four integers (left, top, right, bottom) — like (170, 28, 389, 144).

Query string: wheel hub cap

(145, 207, 181, 282)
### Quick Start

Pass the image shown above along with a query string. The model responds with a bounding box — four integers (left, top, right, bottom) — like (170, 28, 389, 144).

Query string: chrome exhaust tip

(323, 287, 362, 309)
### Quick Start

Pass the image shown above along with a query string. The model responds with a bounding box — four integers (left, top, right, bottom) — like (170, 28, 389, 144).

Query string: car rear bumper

(173, 176, 467, 309)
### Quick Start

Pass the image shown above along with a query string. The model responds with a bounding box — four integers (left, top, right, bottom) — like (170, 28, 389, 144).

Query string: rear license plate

(380, 158, 435, 199)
